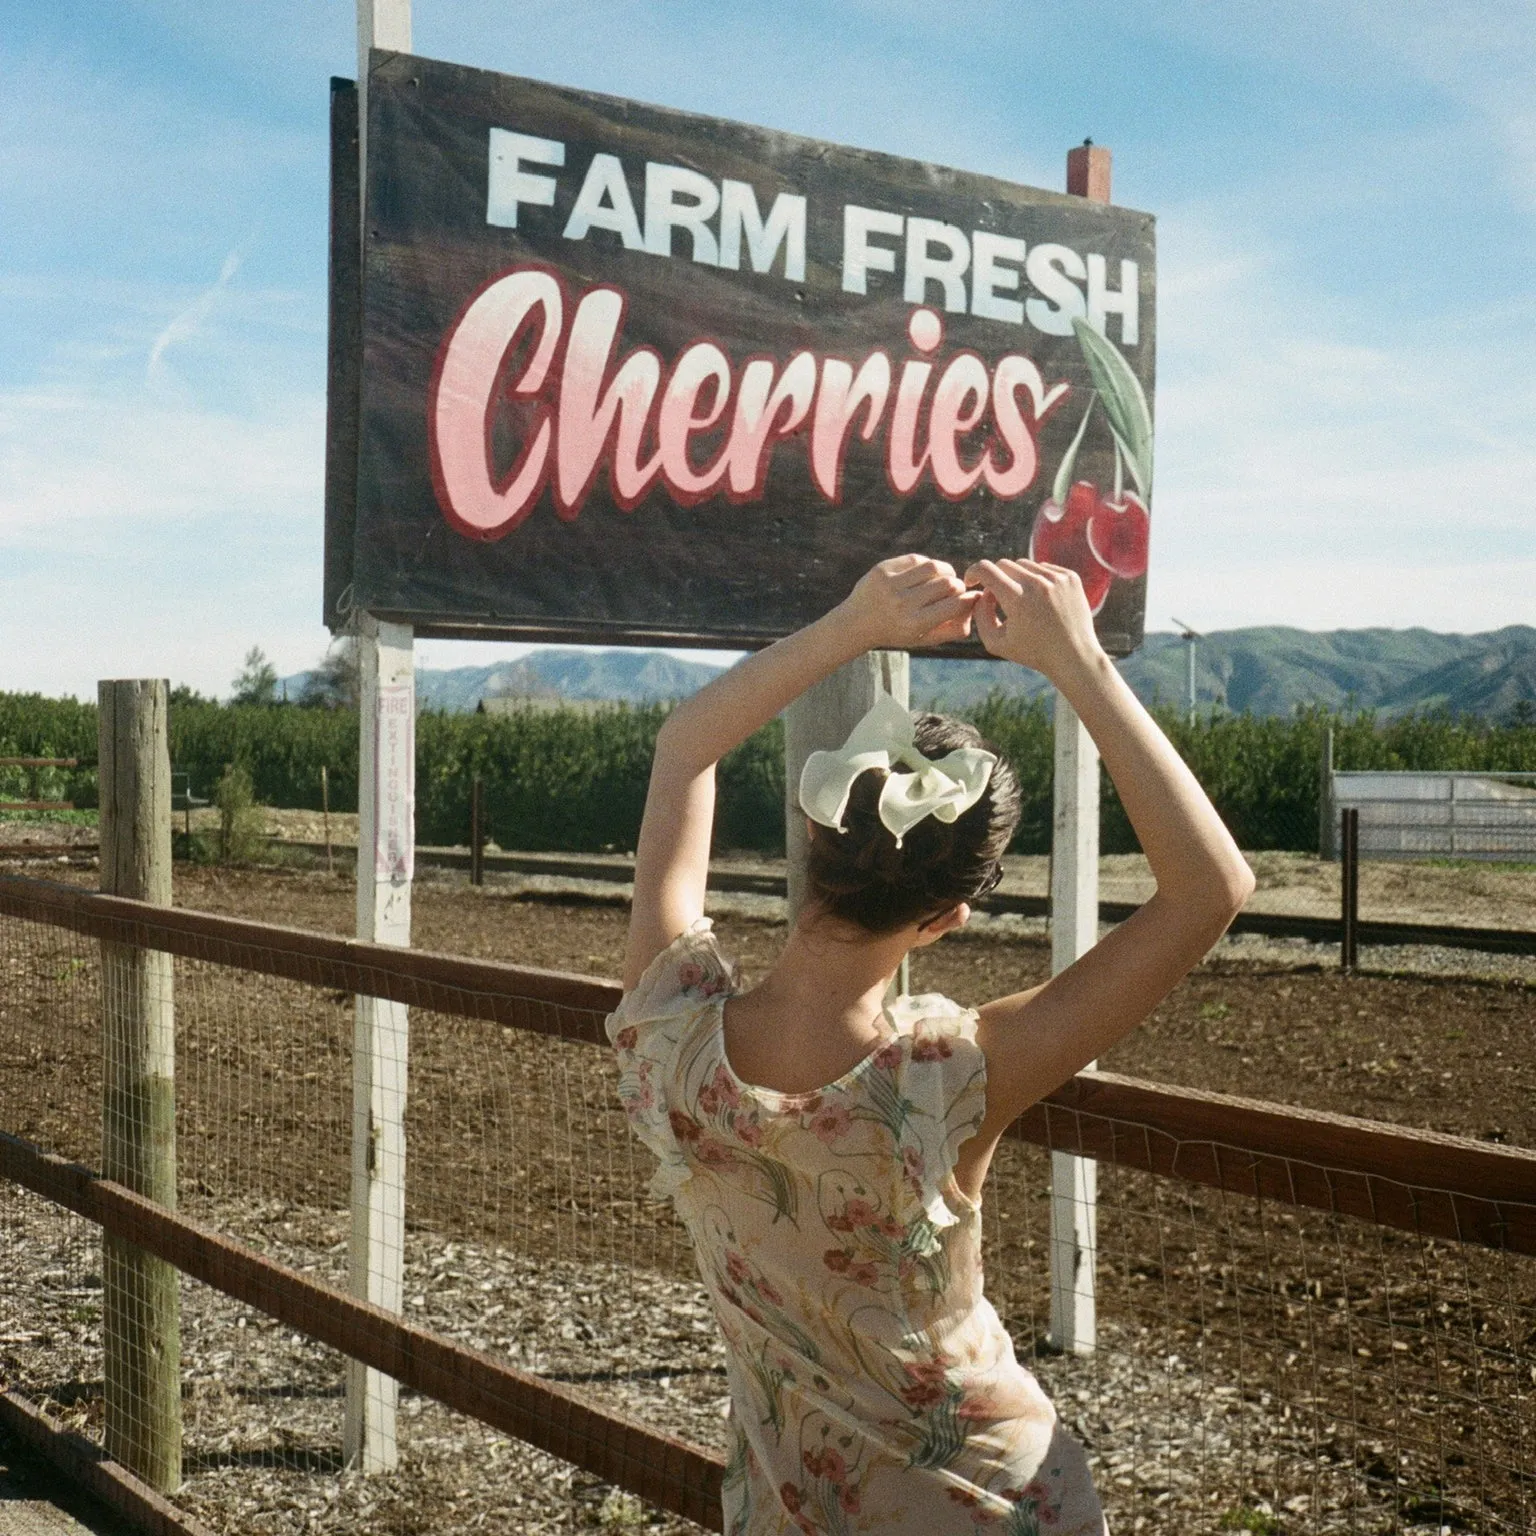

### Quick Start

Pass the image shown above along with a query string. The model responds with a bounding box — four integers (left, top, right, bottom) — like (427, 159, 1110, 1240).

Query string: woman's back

(614, 553, 1252, 1530)
(609, 923, 1107, 1535)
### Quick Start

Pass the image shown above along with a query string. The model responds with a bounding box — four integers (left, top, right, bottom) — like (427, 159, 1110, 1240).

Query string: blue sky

(3, 0, 1533, 698)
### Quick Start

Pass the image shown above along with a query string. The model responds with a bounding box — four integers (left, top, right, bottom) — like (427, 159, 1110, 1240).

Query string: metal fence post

(1319, 725, 1335, 860)
(98, 679, 181, 1491)
(1341, 806, 1360, 972)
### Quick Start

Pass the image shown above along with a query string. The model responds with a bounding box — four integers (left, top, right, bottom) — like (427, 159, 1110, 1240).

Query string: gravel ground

(3, 864, 1533, 1534)
(5, 1182, 1510, 1536)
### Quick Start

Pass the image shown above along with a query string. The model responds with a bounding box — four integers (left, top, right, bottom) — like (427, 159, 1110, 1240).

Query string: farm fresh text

(429, 135, 1140, 540)
(487, 132, 1140, 344)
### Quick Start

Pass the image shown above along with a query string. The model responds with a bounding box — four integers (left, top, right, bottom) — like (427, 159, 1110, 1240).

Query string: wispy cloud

(1146, 207, 1536, 630)
(146, 249, 241, 378)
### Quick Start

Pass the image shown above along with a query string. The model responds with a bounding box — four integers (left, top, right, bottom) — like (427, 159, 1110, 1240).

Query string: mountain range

(288, 626, 1536, 720)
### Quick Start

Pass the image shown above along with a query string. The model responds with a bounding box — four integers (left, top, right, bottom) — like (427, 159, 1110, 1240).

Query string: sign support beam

(1048, 141, 1112, 1358)
(345, 0, 413, 1476)
(345, 612, 415, 1471)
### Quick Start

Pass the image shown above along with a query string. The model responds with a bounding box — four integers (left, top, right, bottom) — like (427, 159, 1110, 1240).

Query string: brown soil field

(3, 864, 1533, 1534)
(125, 864, 1536, 1149)
(9, 802, 1536, 934)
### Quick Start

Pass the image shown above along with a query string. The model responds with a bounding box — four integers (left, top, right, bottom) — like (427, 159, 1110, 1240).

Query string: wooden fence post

(1047, 138, 1114, 1357)
(470, 773, 484, 887)
(321, 764, 334, 876)
(98, 679, 181, 1491)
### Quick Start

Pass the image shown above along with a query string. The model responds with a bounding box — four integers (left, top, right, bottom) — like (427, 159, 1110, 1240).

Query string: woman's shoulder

(606, 919, 740, 1042)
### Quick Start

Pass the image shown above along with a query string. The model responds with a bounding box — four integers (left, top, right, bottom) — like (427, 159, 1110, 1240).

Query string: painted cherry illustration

(1086, 491, 1150, 579)
(1032, 321, 1155, 614)
(1029, 480, 1113, 612)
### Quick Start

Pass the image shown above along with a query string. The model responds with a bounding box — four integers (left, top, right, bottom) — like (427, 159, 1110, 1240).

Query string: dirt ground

(3, 862, 1534, 1534)
(123, 864, 1536, 1150)
(8, 803, 1536, 933)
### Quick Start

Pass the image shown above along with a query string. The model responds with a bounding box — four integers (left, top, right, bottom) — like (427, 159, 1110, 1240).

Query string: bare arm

(621, 556, 978, 991)
(956, 559, 1255, 1181)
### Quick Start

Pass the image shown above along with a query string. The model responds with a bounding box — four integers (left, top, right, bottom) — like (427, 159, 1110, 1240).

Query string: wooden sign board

(327, 51, 1156, 655)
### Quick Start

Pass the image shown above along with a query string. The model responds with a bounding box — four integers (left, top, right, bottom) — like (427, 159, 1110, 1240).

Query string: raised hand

(839, 554, 979, 651)
(964, 557, 1104, 679)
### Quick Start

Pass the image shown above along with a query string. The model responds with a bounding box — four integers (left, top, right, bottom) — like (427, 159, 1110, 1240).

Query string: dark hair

(805, 713, 1022, 935)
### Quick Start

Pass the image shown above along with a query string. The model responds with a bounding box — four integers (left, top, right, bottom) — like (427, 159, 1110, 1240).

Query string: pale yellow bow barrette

(798, 694, 997, 849)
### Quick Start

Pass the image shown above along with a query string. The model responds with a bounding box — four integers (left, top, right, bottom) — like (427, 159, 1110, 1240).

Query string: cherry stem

(1113, 439, 1125, 502)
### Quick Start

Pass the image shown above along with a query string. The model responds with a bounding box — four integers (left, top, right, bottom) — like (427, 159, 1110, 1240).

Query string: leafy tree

(213, 762, 266, 863)
(230, 647, 278, 707)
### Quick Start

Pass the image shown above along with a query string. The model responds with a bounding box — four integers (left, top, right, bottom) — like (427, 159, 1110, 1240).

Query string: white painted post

(1047, 697, 1099, 1354)
(345, 615, 414, 1470)
(344, 0, 412, 1474)
(784, 651, 909, 944)
(1048, 139, 1112, 1357)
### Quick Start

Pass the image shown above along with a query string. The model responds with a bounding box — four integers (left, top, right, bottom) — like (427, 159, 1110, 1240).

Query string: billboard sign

(328, 52, 1156, 654)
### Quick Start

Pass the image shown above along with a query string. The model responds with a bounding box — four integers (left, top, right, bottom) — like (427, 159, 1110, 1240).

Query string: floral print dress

(607, 921, 1108, 1536)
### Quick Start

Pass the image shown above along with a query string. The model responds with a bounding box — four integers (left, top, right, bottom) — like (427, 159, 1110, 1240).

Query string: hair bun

(804, 714, 1021, 936)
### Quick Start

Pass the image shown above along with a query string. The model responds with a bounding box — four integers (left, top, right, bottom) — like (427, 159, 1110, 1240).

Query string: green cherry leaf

(1107, 423, 1147, 500)
(1072, 316, 1153, 496)
(1052, 399, 1095, 507)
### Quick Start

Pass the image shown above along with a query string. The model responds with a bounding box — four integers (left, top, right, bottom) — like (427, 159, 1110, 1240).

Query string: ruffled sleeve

(886, 993, 988, 1233)
(605, 920, 740, 1199)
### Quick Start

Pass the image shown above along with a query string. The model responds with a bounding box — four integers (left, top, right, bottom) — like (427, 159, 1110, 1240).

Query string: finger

(879, 553, 927, 578)
(923, 616, 974, 645)
(968, 557, 1033, 586)
(922, 602, 975, 641)
(996, 556, 1060, 587)
(891, 557, 950, 591)
(914, 591, 978, 628)
(967, 561, 1025, 604)
(975, 592, 1007, 648)
(908, 574, 969, 609)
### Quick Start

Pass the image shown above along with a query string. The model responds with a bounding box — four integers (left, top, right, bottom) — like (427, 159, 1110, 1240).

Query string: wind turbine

(1171, 618, 1203, 724)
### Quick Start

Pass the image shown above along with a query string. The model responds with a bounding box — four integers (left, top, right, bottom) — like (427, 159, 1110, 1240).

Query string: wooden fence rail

(0, 756, 80, 812)
(0, 1130, 726, 1531)
(3, 873, 1534, 1255)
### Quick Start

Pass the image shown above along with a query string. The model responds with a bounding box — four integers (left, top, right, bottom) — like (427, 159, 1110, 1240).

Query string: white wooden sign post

(1046, 141, 1111, 1358)
(344, 0, 414, 1475)
(1048, 695, 1099, 1354)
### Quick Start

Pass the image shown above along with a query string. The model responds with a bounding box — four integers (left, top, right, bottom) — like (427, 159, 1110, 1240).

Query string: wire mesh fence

(2, 874, 1533, 1534)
